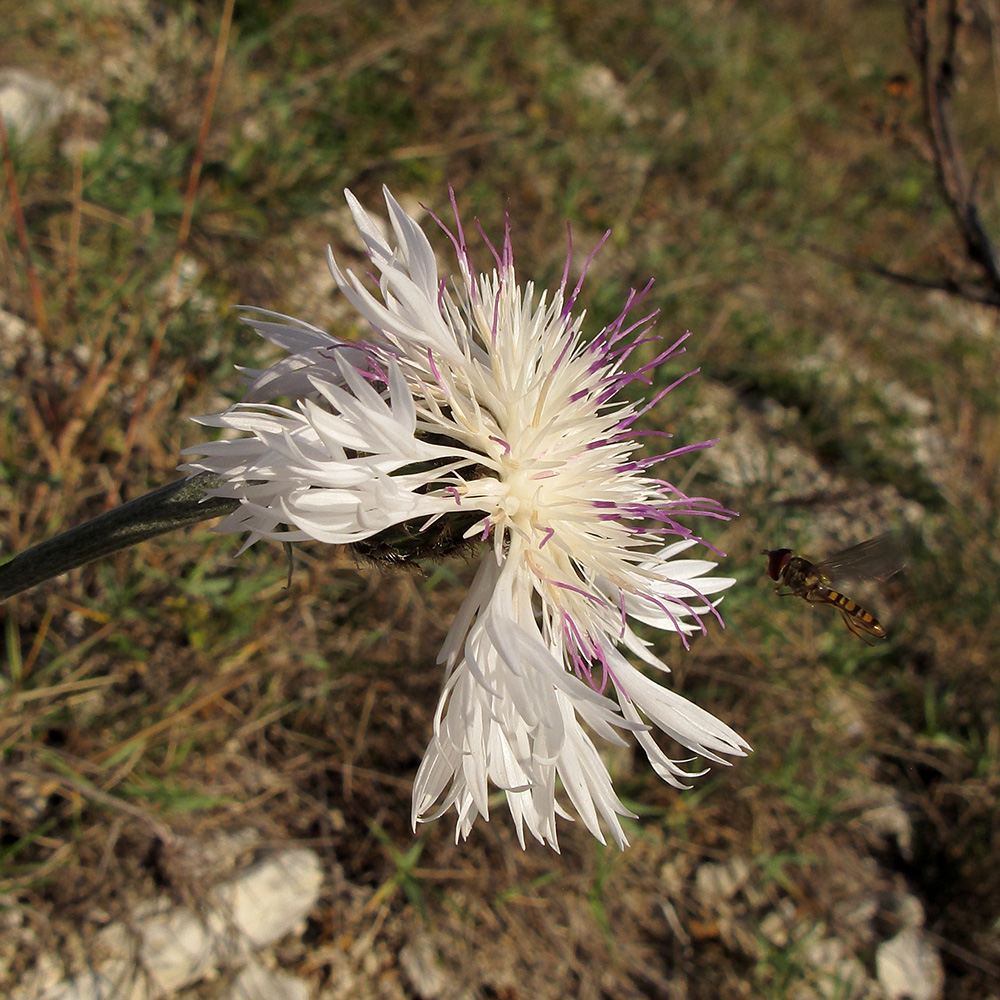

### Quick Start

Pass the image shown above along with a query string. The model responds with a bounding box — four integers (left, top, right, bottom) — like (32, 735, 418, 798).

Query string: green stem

(0, 472, 239, 601)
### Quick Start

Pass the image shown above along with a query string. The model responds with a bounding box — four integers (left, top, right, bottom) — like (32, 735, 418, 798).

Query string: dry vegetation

(1, 1, 999, 998)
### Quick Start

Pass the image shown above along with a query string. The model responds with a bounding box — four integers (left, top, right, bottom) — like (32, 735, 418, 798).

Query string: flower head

(183, 186, 749, 850)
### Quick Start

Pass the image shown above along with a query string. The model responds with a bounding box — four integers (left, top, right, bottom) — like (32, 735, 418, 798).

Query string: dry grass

(2, 1, 999, 997)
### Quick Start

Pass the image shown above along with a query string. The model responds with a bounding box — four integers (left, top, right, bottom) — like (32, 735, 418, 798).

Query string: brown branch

(810, 242, 1000, 308)
(906, 0, 1000, 296)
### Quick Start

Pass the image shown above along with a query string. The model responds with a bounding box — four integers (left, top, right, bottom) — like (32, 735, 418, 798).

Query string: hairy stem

(0, 472, 239, 601)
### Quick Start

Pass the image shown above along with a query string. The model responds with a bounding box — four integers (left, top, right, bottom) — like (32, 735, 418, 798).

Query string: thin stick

(0, 106, 48, 334)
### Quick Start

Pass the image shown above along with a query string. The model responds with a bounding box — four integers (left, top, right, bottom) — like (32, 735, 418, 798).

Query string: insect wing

(813, 533, 906, 585)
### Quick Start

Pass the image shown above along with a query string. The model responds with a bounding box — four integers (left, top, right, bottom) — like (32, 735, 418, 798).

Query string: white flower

(183, 186, 749, 850)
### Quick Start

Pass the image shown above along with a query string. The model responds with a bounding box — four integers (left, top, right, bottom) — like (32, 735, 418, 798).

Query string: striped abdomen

(809, 586, 886, 640)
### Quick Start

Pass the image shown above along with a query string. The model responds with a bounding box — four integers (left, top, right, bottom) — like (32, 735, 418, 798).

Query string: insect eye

(763, 548, 792, 581)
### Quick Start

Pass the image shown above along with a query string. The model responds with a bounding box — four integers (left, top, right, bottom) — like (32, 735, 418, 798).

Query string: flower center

(494, 449, 564, 540)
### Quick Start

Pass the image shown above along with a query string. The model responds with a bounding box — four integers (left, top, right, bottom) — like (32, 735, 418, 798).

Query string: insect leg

(839, 608, 879, 645)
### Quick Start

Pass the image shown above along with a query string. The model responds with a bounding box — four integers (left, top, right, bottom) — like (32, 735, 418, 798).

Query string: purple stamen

(475, 217, 505, 274)
(426, 349, 443, 388)
(563, 230, 611, 320)
(551, 579, 603, 604)
(552, 329, 575, 372)
(559, 223, 572, 300)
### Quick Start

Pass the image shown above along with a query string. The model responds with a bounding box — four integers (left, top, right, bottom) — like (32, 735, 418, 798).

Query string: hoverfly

(762, 533, 905, 643)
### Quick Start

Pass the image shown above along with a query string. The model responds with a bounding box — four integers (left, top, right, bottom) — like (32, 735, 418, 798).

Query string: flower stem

(0, 472, 239, 601)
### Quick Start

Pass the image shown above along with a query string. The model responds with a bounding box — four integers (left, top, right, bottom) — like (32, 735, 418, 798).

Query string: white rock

(813, 957, 869, 1000)
(10, 952, 64, 1000)
(803, 940, 870, 1000)
(137, 906, 218, 993)
(862, 799, 913, 860)
(14, 847, 324, 1000)
(759, 910, 791, 948)
(576, 64, 641, 127)
(693, 856, 751, 907)
(800, 934, 844, 969)
(99, 961, 151, 1000)
(224, 958, 311, 1000)
(34, 961, 149, 1000)
(93, 922, 137, 964)
(755, 898, 799, 952)
(0, 69, 64, 141)
(831, 891, 880, 943)
(894, 892, 926, 929)
(876, 927, 944, 1000)
(212, 849, 323, 948)
(399, 935, 448, 999)
(0, 905, 25, 981)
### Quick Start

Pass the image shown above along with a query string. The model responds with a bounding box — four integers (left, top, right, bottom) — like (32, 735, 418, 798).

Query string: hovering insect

(761, 533, 905, 643)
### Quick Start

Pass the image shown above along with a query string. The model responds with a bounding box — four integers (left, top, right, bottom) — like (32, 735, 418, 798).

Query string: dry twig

(833, 1, 1000, 308)
(901, 0, 1000, 305)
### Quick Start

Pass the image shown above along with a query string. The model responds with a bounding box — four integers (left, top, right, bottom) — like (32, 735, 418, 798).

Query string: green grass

(2, 0, 999, 997)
